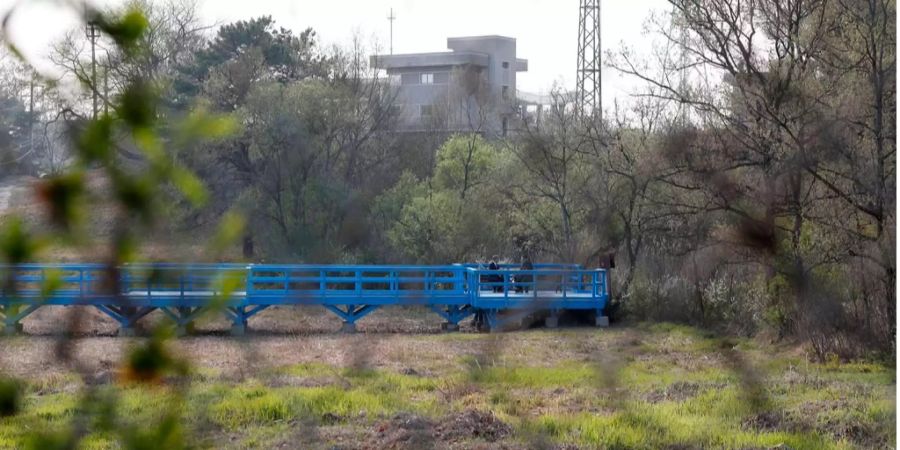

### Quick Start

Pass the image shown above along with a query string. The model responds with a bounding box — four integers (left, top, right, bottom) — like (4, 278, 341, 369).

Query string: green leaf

(0, 378, 21, 417)
(207, 269, 245, 313)
(208, 211, 246, 253)
(0, 218, 41, 264)
(76, 115, 114, 165)
(112, 174, 155, 222)
(123, 336, 173, 383)
(96, 9, 148, 51)
(40, 267, 63, 299)
(118, 82, 156, 130)
(113, 231, 138, 263)
(171, 166, 208, 207)
(133, 127, 169, 176)
(179, 108, 238, 144)
(36, 172, 85, 231)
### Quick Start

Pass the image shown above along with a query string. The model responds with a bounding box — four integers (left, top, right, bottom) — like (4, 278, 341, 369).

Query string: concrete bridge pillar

(118, 327, 137, 337)
(176, 322, 196, 337)
(230, 322, 247, 336)
(2, 322, 24, 336)
(545, 312, 559, 329)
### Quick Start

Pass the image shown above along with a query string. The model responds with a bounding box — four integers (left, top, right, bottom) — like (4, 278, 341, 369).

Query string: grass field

(0, 317, 895, 449)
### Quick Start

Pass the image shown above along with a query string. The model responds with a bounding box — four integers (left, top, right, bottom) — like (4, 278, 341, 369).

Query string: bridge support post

(230, 322, 247, 336)
(325, 305, 379, 334)
(1, 305, 37, 336)
(117, 307, 138, 337)
(162, 307, 199, 337)
(430, 306, 472, 333)
(229, 307, 248, 336)
(2, 319, 24, 336)
(95, 306, 155, 337)
(118, 327, 136, 337)
(177, 307, 196, 337)
(226, 305, 269, 336)
(545, 310, 559, 329)
(176, 322, 196, 337)
(485, 310, 501, 333)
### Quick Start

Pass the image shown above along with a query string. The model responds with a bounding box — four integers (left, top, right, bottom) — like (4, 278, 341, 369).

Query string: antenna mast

(387, 8, 396, 55)
(85, 21, 101, 120)
(576, 0, 602, 120)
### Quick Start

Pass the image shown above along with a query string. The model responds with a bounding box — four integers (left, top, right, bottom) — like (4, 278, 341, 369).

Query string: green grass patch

(0, 324, 893, 449)
(210, 386, 291, 428)
(464, 360, 600, 388)
(525, 406, 844, 450)
(209, 366, 442, 429)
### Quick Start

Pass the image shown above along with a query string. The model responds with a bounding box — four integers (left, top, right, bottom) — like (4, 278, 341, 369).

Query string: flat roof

(371, 51, 490, 70)
(447, 35, 516, 43)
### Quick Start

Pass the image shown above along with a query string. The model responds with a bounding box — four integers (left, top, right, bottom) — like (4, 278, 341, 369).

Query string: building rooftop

(371, 35, 527, 72)
(371, 51, 490, 70)
(447, 35, 517, 43)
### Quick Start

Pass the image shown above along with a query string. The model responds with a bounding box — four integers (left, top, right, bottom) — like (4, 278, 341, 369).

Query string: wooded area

(0, 0, 894, 362)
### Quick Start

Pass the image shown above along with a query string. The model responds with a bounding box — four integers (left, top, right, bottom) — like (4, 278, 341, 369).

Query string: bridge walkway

(0, 263, 609, 335)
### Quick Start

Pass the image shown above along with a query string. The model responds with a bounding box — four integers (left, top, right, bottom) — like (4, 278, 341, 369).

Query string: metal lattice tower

(576, 0, 602, 119)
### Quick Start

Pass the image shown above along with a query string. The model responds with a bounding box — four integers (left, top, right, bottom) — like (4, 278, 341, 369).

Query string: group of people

(471, 254, 536, 331)
(483, 254, 535, 294)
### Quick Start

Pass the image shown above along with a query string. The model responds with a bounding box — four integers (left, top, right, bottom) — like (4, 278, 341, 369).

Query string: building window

(421, 73, 434, 84)
(502, 85, 510, 100)
(420, 104, 434, 117)
(401, 73, 419, 85)
(502, 117, 509, 137)
(434, 72, 450, 84)
(502, 61, 510, 69)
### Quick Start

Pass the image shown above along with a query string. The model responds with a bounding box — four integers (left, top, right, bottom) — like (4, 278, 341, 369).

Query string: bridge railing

(1, 263, 608, 307)
(245, 265, 468, 303)
(1, 264, 104, 301)
(120, 264, 250, 301)
(466, 267, 608, 305)
(0, 263, 251, 303)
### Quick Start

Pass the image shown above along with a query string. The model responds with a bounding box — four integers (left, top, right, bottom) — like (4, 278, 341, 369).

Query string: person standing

(488, 255, 503, 293)
(518, 255, 534, 293)
(473, 256, 502, 331)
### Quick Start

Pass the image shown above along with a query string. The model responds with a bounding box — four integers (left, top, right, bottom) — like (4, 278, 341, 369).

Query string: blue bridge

(0, 263, 609, 335)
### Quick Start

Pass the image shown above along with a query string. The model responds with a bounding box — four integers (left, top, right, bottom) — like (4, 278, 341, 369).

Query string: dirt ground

(1, 305, 597, 379)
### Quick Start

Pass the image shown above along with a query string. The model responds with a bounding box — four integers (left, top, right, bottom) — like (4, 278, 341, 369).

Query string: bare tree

(607, 0, 895, 355)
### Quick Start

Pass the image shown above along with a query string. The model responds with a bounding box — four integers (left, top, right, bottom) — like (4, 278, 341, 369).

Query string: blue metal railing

(0, 263, 609, 333)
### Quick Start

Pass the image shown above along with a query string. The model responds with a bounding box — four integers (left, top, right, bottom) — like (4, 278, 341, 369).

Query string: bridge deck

(0, 263, 609, 334)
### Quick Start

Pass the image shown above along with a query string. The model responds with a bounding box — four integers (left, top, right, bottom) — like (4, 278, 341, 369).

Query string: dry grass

(0, 316, 894, 449)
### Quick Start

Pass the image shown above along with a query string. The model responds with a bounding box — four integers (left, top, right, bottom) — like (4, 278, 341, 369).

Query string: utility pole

(28, 75, 34, 164)
(576, 0, 602, 120)
(387, 8, 396, 55)
(85, 21, 100, 120)
(103, 54, 110, 116)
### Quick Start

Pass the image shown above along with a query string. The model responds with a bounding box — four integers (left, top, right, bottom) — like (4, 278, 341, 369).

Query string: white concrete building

(371, 35, 528, 135)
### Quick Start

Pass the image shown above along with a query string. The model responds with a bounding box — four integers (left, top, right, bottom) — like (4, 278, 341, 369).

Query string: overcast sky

(1, 0, 671, 104)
